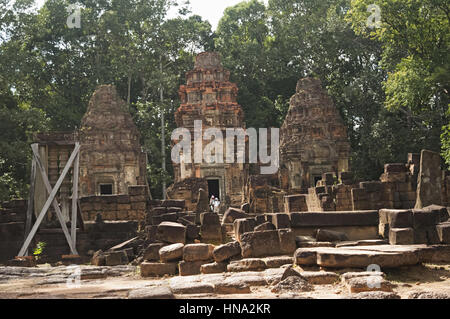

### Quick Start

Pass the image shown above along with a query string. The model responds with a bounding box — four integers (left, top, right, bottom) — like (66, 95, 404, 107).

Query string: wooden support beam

(18, 144, 80, 257)
(24, 156, 37, 256)
(71, 152, 79, 248)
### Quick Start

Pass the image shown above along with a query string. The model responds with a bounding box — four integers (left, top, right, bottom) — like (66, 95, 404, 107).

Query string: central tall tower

(172, 52, 247, 206)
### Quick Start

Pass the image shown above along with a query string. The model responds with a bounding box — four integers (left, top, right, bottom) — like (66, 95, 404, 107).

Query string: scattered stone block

(143, 243, 166, 261)
(240, 229, 296, 258)
(254, 222, 276, 232)
(436, 223, 450, 244)
(156, 222, 186, 244)
(213, 241, 242, 262)
(343, 276, 393, 293)
(300, 271, 340, 285)
(415, 150, 442, 208)
(315, 229, 348, 242)
(234, 218, 256, 241)
(227, 258, 267, 272)
(200, 262, 228, 274)
(140, 262, 177, 277)
(105, 251, 129, 266)
(215, 280, 251, 294)
(128, 287, 174, 299)
(222, 208, 249, 224)
(263, 256, 293, 268)
(170, 281, 214, 294)
(183, 244, 214, 262)
(389, 228, 415, 245)
(266, 213, 291, 229)
(294, 248, 318, 266)
(178, 260, 205, 276)
(316, 247, 419, 268)
(159, 243, 184, 262)
(200, 213, 222, 242)
(91, 250, 106, 266)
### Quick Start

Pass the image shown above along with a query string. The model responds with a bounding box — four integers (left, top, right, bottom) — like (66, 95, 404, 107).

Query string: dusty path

(0, 262, 449, 299)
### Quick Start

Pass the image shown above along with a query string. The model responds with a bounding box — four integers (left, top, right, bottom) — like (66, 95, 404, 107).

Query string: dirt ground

(0, 262, 449, 299)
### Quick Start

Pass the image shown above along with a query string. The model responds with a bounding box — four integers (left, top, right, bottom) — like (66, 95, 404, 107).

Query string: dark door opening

(313, 176, 322, 187)
(100, 184, 113, 195)
(208, 179, 220, 199)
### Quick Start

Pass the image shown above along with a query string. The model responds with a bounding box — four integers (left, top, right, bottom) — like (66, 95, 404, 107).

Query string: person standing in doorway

(210, 195, 215, 212)
(213, 197, 220, 213)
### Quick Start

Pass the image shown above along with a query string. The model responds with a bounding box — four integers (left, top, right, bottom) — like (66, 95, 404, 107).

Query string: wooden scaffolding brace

(18, 142, 81, 257)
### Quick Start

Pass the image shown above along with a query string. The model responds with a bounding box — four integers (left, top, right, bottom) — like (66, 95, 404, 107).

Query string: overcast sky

(35, 0, 266, 31)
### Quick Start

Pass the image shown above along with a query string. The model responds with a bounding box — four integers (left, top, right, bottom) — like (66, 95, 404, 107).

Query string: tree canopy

(0, 0, 448, 201)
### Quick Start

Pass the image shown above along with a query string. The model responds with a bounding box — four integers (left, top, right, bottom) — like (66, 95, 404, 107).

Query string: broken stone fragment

(140, 262, 177, 277)
(183, 244, 215, 262)
(143, 243, 166, 261)
(213, 241, 242, 263)
(156, 222, 186, 244)
(159, 243, 184, 262)
(315, 229, 348, 242)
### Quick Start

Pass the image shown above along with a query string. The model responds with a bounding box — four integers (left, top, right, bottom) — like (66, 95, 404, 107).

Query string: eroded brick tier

(171, 52, 247, 207)
(79, 85, 147, 197)
(280, 78, 351, 192)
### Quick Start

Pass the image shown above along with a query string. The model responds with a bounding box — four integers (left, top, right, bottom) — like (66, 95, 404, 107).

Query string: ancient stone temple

(32, 85, 150, 223)
(78, 85, 148, 197)
(280, 78, 351, 192)
(170, 52, 247, 207)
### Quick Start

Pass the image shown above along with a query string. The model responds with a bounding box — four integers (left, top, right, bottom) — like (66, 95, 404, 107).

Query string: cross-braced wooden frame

(18, 143, 81, 257)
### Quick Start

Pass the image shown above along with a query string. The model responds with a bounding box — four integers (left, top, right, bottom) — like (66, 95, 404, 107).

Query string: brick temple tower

(280, 78, 351, 192)
(172, 52, 247, 206)
(78, 85, 148, 197)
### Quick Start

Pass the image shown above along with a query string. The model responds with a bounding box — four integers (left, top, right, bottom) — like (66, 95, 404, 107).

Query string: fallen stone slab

(263, 256, 293, 268)
(222, 208, 249, 224)
(298, 241, 335, 248)
(105, 251, 129, 266)
(183, 244, 214, 262)
(240, 229, 296, 258)
(128, 286, 175, 299)
(294, 248, 318, 266)
(254, 222, 276, 232)
(290, 211, 379, 227)
(389, 228, 415, 245)
(348, 291, 400, 299)
(159, 243, 184, 262)
(227, 258, 267, 272)
(140, 262, 177, 277)
(316, 229, 348, 242)
(340, 244, 450, 263)
(226, 274, 268, 287)
(341, 271, 386, 281)
(170, 281, 215, 294)
(143, 243, 166, 261)
(200, 262, 228, 274)
(436, 223, 450, 244)
(157, 222, 186, 244)
(213, 241, 241, 263)
(300, 271, 340, 285)
(315, 247, 420, 268)
(178, 260, 205, 276)
(215, 278, 251, 294)
(343, 276, 394, 293)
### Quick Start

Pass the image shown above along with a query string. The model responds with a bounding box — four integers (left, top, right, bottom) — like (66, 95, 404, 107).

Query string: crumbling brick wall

(79, 185, 149, 222)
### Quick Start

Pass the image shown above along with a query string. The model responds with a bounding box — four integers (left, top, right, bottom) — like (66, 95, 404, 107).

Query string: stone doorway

(207, 179, 220, 199)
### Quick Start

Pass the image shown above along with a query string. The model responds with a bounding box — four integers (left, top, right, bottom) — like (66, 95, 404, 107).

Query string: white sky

(35, 0, 267, 31)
